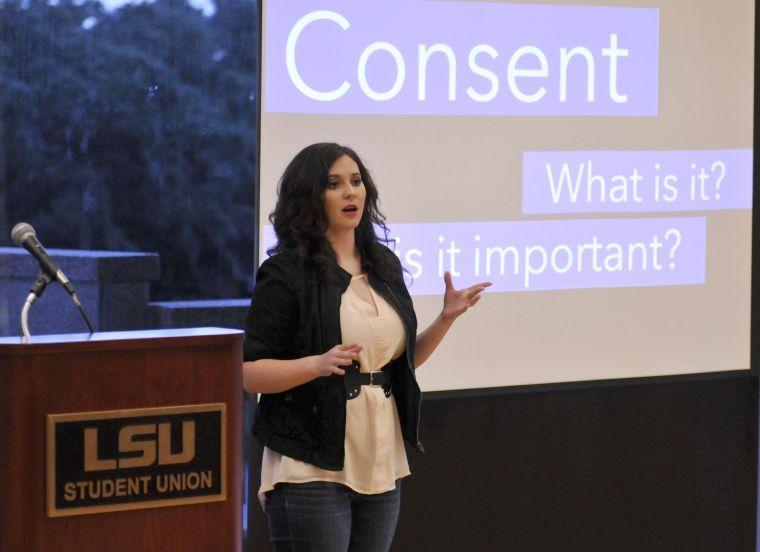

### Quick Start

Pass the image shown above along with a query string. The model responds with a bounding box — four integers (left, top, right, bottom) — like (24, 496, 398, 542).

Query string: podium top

(0, 327, 243, 353)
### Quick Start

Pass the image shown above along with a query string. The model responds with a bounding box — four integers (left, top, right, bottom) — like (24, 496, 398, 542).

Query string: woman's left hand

(441, 271, 492, 323)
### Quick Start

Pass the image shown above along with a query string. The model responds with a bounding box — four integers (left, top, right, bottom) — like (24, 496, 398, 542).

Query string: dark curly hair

(267, 143, 398, 283)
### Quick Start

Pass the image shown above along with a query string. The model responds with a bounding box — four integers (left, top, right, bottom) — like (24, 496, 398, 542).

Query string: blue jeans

(264, 480, 402, 552)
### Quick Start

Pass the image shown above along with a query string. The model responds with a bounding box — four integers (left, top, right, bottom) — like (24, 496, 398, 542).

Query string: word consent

(523, 149, 753, 214)
(264, 1, 659, 115)
(287, 12, 627, 104)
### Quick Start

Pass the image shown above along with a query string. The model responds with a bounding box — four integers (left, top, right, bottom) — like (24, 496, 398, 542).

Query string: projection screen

(258, 0, 755, 392)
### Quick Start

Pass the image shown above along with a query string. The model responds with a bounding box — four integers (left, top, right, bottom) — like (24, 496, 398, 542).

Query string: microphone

(11, 222, 95, 335)
(11, 222, 75, 296)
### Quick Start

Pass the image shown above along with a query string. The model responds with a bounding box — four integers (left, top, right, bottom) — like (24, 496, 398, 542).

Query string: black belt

(344, 360, 392, 400)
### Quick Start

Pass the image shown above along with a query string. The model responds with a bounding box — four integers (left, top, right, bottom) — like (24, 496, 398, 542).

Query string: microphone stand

(20, 271, 95, 338)
(21, 272, 52, 338)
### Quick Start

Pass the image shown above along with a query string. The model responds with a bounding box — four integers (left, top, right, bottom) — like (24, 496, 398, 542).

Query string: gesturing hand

(441, 271, 492, 323)
(312, 343, 363, 377)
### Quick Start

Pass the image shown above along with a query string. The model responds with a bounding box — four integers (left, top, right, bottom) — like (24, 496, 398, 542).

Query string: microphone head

(11, 222, 36, 246)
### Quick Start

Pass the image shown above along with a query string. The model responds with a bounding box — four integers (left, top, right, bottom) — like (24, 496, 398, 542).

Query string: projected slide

(259, 0, 755, 391)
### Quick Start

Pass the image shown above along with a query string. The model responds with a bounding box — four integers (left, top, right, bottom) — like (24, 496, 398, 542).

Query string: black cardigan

(244, 246, 423, 471)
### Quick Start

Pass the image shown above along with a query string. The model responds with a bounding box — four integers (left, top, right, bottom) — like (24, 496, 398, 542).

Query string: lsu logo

(48, 403, 225, 517)
(84, 421, 196, 471)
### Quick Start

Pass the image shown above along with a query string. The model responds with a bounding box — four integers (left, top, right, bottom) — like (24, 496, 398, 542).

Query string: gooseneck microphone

(11, 222, 94, 336)
(11, 222, 75, 296)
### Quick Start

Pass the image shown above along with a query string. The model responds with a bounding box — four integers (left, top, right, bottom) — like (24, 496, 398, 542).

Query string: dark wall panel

(249, 373, 757, 551)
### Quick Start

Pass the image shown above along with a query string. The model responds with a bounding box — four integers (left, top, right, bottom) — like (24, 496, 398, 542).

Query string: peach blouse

(259, 274, 410, 504)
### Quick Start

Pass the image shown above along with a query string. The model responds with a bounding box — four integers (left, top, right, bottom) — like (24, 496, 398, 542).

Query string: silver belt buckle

(369, 371, 382, 387)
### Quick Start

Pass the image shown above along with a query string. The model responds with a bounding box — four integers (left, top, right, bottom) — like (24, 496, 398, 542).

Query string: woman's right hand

(311, 343, 363, 377)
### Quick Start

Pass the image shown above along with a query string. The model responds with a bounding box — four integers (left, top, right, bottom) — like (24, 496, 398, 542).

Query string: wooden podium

(0, 328, 243, 552)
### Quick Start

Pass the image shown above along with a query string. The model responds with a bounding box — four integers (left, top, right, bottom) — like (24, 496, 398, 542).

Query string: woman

(243, 143, 490, 551)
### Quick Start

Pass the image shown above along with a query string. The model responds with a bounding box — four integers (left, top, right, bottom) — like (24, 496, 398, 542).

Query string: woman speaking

(243, 143, 490, 551)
